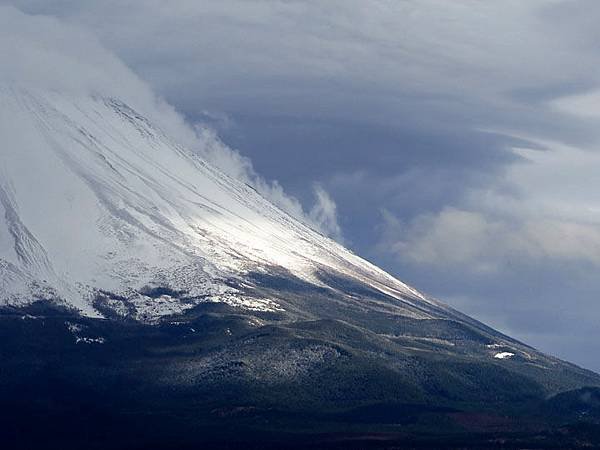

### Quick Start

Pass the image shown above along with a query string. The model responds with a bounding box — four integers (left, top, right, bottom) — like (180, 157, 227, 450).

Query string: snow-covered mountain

(5, 87, 600, 450)
(0, 86, 429, 321)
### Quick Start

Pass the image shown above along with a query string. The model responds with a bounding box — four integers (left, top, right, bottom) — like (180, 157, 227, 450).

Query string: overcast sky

(4, 0, 600, 371)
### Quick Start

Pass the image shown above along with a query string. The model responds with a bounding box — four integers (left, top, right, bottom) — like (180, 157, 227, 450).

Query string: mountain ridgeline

(2, 87, 600, 448)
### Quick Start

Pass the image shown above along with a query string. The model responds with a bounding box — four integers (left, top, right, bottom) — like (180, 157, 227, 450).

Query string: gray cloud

(380, 208, 600, 269)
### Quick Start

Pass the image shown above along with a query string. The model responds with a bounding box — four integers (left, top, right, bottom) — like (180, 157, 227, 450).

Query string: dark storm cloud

(4, 0, 600, 370)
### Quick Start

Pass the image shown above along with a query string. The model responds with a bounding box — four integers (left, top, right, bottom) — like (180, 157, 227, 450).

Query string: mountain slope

(0, 87, 426, 319)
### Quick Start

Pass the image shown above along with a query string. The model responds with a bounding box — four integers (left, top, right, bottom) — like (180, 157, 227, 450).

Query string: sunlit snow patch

(206, 294, 284, 312)
(486, 343, 503, 349)
(494, 352, 515, 359)
(65, 322, 105, 344)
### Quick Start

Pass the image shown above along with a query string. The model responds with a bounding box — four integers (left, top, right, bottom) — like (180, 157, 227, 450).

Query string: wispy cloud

(309, 184, 342, 242)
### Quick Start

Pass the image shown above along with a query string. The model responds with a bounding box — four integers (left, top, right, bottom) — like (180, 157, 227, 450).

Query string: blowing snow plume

(0, 5, 340, 231)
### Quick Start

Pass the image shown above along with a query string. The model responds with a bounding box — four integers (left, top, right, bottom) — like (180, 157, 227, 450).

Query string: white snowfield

(0, 87, 428, 321)
(494, 352, 515, 360)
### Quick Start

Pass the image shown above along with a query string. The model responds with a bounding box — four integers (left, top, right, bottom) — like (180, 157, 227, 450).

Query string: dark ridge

(139, 286, 189, 298)
(0, 299, 77, 317)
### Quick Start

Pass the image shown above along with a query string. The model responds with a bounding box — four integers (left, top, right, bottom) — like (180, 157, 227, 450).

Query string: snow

(486, 343, 503, 348)
(494, 352, 515, 359)
(65, 321, 105, 344)
(0, 86, 431, 321)
(75, 336, 106, 344)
